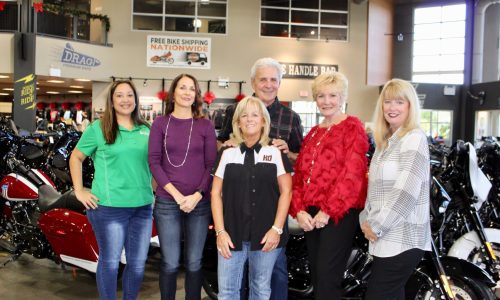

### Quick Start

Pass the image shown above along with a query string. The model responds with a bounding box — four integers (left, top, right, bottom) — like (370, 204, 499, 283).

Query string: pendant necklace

(305, 124, 333, 184)
(164, 114, 193, 168)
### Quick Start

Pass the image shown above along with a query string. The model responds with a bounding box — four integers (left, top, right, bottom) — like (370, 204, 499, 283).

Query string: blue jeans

(87, 204, 153, 300)
(154, 198, 211, 300)
(218, 241, 281, 300)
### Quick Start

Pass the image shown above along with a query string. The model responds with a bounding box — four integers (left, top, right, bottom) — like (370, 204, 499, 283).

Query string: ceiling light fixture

(0, 92, 9, 96)
(47, 80, 65, 83)
(3, 88, 14, 91)
(46, 91, 60, 94)
(75, 78, 91, 82)
(0, 75, 9, 79)
(68, 90, 83, 94)
(70, 85, 84, 89)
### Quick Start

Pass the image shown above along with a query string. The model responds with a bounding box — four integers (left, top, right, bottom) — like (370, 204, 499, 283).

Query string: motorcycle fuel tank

(1, 173, 38, 201)
(0, 169, 55, 201)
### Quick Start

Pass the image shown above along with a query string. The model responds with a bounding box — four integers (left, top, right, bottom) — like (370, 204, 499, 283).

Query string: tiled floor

(0, 251, 210, 300)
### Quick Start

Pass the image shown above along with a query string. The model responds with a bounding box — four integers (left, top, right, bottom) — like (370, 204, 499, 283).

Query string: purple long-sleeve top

(148, 114, 217, 201)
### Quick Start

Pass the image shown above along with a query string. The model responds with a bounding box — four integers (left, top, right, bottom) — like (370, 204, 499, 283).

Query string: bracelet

(215, 229, 226, 236)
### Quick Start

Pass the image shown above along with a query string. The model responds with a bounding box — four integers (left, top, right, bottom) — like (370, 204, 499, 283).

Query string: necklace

(305, 124, 333, 184)
(164, 114, 193, 168)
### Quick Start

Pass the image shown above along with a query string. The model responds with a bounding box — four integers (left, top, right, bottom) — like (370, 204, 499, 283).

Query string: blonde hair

(311, 71, 348, 104)
(373, 78, 421, 149)
(230, 96, 271, 146)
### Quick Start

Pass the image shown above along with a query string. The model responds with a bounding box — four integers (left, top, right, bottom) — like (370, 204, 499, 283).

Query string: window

(260, 0, 349, 41)
(132, 0, 227, 34)
(291, 101, 321, 135)
(475, 110, 500, 143)
(412, 4, 466, 84)
(421, 110, 453, 145)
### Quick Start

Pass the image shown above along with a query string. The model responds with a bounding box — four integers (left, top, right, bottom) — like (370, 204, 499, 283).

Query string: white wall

(98, 0, 379, 122)
(0, 33, 14, 73)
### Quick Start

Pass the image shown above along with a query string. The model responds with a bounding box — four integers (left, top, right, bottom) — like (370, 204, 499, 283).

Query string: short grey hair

(250, 57, 283, 82)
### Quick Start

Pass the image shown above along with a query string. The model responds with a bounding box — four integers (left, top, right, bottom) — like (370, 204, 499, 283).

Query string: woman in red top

(290, 72, 368, 300)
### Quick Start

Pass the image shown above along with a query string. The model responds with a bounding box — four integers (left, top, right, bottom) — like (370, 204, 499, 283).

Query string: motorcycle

(201, 215, 496, 299)
(0, 151, 158, 273)
(43, 129, 94, 192)
(431, 141, 500, 283)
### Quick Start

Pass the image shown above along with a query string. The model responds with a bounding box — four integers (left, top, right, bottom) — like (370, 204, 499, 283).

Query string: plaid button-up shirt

(361, 128, 431, 257)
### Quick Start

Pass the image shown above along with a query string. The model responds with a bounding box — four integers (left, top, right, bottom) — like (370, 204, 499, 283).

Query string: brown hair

(101, 80, 149, 144)
(164, 74, 204, 119)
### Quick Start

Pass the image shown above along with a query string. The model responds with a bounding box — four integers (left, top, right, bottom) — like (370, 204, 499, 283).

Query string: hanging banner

(147, 35, 211, 69)
(280, 62, 339, 79)
(13, 32, 36, 132)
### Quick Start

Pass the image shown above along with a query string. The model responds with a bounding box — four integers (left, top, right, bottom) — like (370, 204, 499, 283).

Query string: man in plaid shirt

(217, 57, 303, 163)
(217, 57, 303, 299)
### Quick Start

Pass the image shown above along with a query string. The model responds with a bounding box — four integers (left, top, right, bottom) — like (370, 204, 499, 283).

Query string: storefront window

(260, 0, 349, 41)
(475, 110, 500, 143)
(290, 101, 320, 135)
(421, 109, 453, 145)
(133, 0, 227, 34)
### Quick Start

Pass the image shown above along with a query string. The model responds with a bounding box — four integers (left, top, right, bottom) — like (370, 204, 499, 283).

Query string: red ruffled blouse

(290, 115, 369, 224)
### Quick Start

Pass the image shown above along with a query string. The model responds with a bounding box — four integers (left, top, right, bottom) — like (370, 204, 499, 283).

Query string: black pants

(365, 248, 424, 300)
(305, 207, 360, 300)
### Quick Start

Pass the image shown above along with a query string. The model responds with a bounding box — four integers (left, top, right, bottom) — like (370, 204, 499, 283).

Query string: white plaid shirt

(360, 128, 431, 257)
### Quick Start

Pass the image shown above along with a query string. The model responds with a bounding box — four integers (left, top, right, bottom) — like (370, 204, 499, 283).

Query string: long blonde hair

(230, 96, 271, 146)
(373, 79, 421, 149)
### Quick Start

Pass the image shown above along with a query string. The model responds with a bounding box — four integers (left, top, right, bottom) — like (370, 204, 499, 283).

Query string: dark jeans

(270, 247, 288, 300)
(154, 198, 211, 300)
(365, 248, 424, 300)
(87, 204, 153, 300)
(305, 207, 359, 300)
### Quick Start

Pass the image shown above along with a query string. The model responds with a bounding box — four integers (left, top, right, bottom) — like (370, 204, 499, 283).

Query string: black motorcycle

(201, 216, 496, 299)
(43, 129, 94, 192)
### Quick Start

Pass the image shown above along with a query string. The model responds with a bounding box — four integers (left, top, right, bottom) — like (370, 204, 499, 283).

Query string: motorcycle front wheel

(202, 274, 218, 300)
(412, 275, 495, 300)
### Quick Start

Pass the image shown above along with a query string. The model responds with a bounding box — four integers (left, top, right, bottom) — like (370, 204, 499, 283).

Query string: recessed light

(3, 88, 14, 91)
(0, 93, 9, 96)
(36, 87, 40, 90)
(0, 75, 9, 79)
(75, 78, 91, 82)
(46, 91, 60, 94)
(47, 80, 65, 83)
(69, 85, 84, 89)
(68, 90, 83, 94)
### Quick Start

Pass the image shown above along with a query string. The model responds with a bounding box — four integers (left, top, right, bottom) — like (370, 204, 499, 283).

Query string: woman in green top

(69, 80, 154, 300)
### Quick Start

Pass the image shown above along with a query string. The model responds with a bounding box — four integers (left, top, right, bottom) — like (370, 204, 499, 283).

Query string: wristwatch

(272, 225, 283, 235)
(196, 189, 205, 197)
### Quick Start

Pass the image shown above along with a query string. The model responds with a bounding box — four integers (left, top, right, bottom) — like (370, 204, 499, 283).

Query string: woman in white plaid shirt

(360, 79, 431, 300)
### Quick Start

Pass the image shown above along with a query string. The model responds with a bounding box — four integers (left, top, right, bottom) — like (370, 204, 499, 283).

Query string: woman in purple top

(148, 73, 217, 300)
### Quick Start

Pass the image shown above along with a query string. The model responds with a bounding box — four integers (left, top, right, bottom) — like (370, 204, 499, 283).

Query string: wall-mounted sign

(60, 43, 101, 70)
(147, 35, 211, 69)
(280, 62, 339, 79)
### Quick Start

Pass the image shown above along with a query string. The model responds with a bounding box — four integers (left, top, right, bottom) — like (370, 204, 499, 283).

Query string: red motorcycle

(0, 152, 158, 272)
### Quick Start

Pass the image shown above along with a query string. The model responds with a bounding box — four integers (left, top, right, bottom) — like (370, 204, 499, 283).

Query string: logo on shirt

(263, 155, 272, 162)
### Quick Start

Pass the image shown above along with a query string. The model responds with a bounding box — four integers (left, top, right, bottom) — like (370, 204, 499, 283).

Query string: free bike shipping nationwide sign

(280, 62, 339, 79)
(147, 35, 211, 69)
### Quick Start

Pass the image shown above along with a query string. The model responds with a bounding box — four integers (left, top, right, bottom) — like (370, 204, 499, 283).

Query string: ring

(217, 248, 222, 252)
(321, 224, 325, 228)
